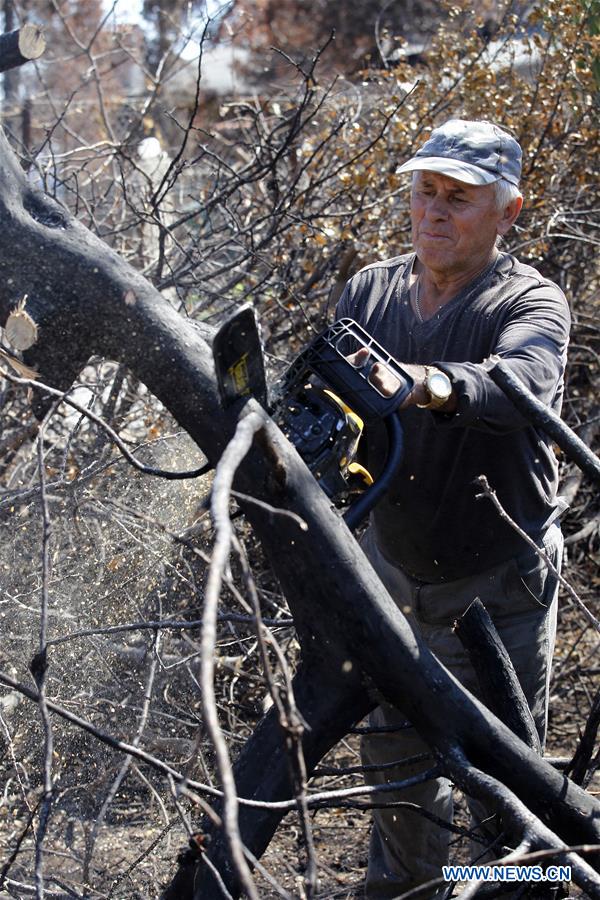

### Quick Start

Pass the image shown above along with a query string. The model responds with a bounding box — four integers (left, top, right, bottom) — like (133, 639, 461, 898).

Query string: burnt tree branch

(565, 689, 600, 787)
(489, 360, 600, 486)
(455, 598, 541, 753)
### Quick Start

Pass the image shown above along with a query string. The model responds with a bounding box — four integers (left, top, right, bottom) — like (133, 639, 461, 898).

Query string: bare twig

(0, 368, 211, 481)
(33, 411, 57, 900)
(202, 411, 264, 900)
(0, 668, 443, 812)
(475, 475, 600, 632)
(233, 533, 318, 896)
(82, 629, 162, 883)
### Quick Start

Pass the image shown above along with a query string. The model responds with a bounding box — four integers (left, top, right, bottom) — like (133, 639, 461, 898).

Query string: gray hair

(494, 178, 522, 211)
(494, 179, 522, 246)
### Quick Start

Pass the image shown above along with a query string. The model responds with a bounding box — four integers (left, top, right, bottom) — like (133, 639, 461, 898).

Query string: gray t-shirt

(336, 251, 571, 582)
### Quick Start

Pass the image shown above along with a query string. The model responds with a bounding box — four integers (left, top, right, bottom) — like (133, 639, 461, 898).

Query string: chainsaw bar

(212, 305, 267, 408)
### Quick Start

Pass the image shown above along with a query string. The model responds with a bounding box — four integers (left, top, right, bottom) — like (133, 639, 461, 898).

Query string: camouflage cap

(397, 119, 522, 186)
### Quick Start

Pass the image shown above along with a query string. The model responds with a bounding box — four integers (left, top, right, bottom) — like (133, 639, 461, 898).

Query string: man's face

(410, 171, 508, 277)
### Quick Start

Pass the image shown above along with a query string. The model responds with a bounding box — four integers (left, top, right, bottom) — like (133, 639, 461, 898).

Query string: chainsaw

(212, 307, 413, 530)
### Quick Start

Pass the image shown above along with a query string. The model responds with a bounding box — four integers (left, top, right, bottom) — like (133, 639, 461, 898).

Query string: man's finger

(347, 347, 371, 367)
(367, 362, 402, 398)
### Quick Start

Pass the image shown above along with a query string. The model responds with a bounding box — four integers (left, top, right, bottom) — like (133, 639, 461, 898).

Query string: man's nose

(426, 196, 449, 219)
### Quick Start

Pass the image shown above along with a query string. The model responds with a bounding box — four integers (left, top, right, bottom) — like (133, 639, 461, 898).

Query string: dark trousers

(359, 525, 563, 899)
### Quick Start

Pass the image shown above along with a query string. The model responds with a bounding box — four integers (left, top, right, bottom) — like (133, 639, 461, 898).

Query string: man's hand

(347, 349, 456, 411)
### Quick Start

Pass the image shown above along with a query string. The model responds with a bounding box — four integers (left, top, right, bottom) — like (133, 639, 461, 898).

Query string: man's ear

(497, 195, 523, 235)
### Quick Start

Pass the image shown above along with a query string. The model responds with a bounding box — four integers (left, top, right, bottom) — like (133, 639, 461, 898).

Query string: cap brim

(396, 157, 499, 186)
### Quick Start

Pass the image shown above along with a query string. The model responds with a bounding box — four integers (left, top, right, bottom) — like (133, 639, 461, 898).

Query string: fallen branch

(445, 747, 600, 897)
(454, 598, 541, 753)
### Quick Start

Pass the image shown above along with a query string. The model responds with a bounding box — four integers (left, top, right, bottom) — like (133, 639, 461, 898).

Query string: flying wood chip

(4, 295, 38, 350)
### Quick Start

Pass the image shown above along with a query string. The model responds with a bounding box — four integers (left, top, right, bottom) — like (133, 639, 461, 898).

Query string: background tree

(141, 0, 218, 74)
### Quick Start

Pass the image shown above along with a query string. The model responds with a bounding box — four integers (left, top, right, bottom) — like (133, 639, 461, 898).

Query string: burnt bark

(565, 689, 600, 787)
(0, 127, 599, 898)
(490, 361, 600, 486)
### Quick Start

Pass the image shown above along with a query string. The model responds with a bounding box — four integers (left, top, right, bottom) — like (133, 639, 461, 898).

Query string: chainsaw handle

(343, 412, 404, 532)
(281, 319, 413, 424)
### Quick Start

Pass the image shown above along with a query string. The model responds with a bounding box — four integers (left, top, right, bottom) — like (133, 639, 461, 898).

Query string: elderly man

(336, 120, 570, 898)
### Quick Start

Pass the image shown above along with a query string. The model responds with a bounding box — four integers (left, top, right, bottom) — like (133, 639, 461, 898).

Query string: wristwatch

(417, 366, 453, 410)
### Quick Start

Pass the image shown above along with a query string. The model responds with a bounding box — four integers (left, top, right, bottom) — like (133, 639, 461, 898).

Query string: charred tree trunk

(0, 123, 599, 898)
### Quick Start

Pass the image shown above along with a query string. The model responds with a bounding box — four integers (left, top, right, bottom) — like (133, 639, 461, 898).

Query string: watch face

(428, 371, 452, 400)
